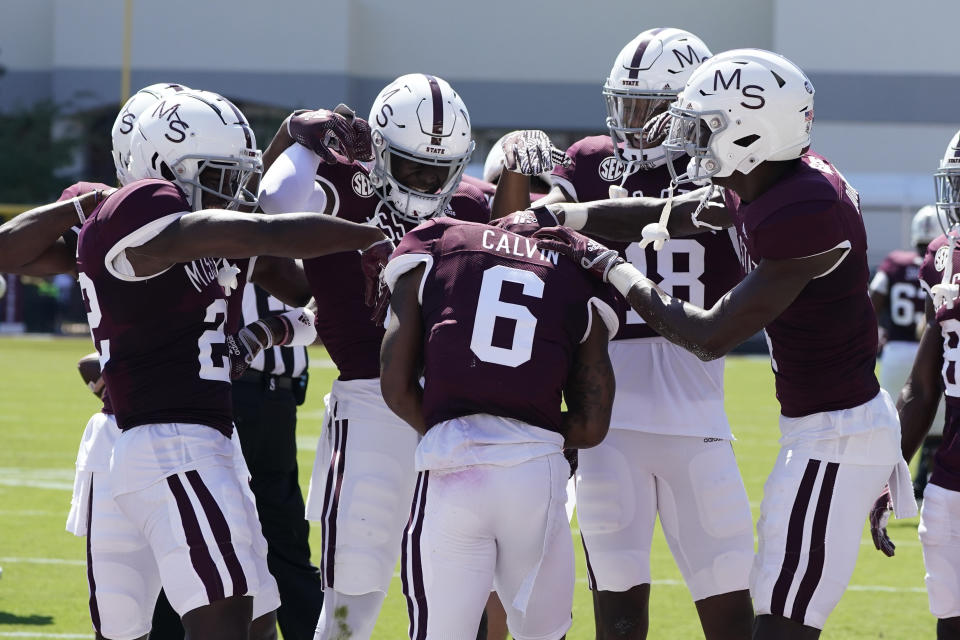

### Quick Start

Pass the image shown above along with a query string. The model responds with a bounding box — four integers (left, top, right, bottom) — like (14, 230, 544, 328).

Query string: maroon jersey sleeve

(449, 180, 491, 223)
(752, 199, 845, 260)
(59, 181, 113, 203)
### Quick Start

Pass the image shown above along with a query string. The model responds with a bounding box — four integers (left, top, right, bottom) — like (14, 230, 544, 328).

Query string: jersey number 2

(470, 265, 545, 367)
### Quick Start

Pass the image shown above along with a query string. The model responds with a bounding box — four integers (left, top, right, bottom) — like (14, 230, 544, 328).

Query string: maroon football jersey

(302, 162, 490, 380)
(724, 151, 879, 417)
(920, 233, 960, 491)
(874, 249, 925, 342)
(76, 179, 233, 435)
(552, 135, 742, 340)
(58, 182, 114, 414)
(392, 217, 610, 432)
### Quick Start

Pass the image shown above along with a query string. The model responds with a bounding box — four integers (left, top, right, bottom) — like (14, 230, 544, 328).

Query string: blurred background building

(0, 0, 955, 330)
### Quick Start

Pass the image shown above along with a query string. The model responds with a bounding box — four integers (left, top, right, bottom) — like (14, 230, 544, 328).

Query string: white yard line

(0, 557, 85, 566)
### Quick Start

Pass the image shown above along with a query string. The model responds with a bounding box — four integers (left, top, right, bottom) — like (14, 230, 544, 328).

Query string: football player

(490, 28, 754, 640)
(379, 210, 616, 640)
(257, 73, 489, 640)
(534, 49, 916, 639)
(73, 91, 390, 640)
(870, 205, 945, 501)
(876, 129, 960, 640)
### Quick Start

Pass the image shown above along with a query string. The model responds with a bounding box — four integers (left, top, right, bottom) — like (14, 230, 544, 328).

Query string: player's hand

(642, 109, 674, 147)
(225, 327, 263, 380)
(288, 105, 372, 164)
(533, 226, 624, 282)
(332, 103, 374, 162)
(869, 486, 896, 557)
(360, 237, 396, 324)
(501, 130, 571, 177)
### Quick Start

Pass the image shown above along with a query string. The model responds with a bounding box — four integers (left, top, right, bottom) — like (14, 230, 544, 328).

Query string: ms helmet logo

(352, 171, 375, 198)
(598, 156, 626, 182)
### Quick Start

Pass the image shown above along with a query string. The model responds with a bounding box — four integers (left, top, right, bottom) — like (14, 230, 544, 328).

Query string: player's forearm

(490, 171, 532, 221)
(622, 281, 750, 361)
(0, 194, 96, 271)
(380, 378, 427, 435)
(897, 379, 941, 464)
(897, 326, 945, 462)
(165, 212, 385, 263)
(551, 192, 715, 241)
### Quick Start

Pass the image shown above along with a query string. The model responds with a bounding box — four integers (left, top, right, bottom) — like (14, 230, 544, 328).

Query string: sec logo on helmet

(598, 156, 626, 182)
(936, 245, 952, 273)
(352, 171, 375, 198)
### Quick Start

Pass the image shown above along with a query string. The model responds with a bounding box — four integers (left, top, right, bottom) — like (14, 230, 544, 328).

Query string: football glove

(869, 486, 896, 557)
(288, 105, 373, 164)
(501, 130, 571, 177)
(360, 237, 396, 325)
(533, 226, 624, 283)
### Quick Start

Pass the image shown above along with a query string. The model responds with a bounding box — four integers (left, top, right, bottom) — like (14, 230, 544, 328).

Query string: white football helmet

(111, 83, 190, 186)
(368, 73, 475, 222)
(664, 48, 814, 184)
(127, 90, 262, 211)
(603, 28, 711, 169)
(911, 205, 940, 248)
(935, 129, 960, 230)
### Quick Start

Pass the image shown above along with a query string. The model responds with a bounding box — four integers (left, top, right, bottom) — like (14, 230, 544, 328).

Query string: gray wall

(0, 0, 955, 260)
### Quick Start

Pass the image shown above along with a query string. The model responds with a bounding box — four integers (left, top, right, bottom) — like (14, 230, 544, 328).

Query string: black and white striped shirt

(240, 282, 309, 377)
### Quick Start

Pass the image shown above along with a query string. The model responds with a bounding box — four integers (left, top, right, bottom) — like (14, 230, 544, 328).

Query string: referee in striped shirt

(232, 281, 323, 640)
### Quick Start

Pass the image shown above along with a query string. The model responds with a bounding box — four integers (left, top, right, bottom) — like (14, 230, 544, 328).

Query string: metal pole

(121, 0, 132, 105)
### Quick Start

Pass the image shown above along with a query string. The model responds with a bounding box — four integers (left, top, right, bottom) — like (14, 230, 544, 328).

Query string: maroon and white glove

(869, 486, 896, 557)
(641, 109, 674, 147)
(287, 104, 373, 164)
(226, 308, 317, 379)
(360, 237, 396, 325)
(533, 226, 624, 282)
(501, 130, 571, 176)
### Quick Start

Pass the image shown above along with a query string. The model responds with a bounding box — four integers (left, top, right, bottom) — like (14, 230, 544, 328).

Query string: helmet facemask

(370, 130, 474, 222)
(170, 148, 262, 211)
(603, 84, 678, 169)
(935, 163, 960, 234)
(663, 104, 727, 185)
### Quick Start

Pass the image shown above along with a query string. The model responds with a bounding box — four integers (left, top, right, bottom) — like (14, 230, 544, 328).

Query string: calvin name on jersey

(303, 159, 490, 381)
(551, 135, 743, 340)
(76, 179, 234, 435)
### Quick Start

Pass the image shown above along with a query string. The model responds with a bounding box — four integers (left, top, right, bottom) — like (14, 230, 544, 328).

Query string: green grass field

(0, 336, 935, 639)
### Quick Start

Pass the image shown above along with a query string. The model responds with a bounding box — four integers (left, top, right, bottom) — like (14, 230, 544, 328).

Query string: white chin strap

(690, 185, 723, 231)
(932, 234, 959, 310)
(638, 180, 675, 252)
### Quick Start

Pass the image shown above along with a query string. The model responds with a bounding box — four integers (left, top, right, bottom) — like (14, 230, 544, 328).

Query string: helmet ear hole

(733, 134, 760, 148)
(159, 162, 176, 182)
